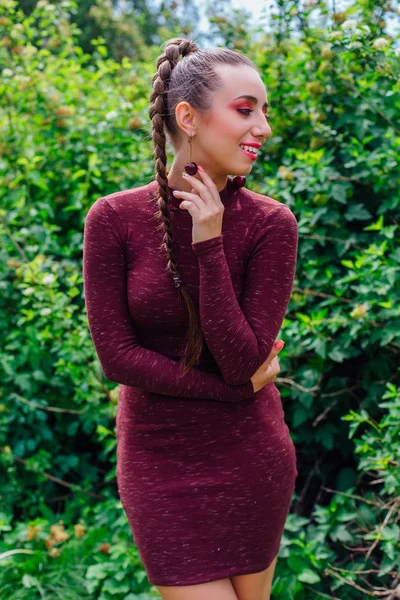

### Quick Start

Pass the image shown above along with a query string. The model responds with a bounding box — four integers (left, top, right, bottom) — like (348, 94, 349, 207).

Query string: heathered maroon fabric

(83, 177, 299, 586)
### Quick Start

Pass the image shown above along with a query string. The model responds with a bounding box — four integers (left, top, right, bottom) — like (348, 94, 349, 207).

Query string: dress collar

(149, 177, 240, 210)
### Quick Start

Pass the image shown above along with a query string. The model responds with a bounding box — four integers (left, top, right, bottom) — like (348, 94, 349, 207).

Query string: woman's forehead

(213, 65, 268, 104)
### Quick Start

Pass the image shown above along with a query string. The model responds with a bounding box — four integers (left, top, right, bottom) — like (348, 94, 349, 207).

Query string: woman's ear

(175, 101, 196, 136)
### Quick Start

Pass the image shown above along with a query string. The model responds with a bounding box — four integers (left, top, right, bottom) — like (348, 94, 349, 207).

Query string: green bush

(1, 0, 399, 598)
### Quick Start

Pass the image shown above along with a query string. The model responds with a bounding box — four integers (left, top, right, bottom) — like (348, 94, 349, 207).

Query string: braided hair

(148, 37, 257, 377)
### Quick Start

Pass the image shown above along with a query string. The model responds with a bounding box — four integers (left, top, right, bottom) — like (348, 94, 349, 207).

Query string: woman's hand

(171, 166, 224, 243)
(250, 341, 285, 393)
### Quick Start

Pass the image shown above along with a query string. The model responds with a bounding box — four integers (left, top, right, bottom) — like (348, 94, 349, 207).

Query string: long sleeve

(82, 197, 254, 402)
(191, 205, 299, 385)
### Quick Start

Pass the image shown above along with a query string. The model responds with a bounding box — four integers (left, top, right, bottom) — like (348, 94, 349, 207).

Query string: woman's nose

(252, 115, 271, 139)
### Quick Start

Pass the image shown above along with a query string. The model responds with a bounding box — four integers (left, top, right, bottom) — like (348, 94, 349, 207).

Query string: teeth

(240, 145, 258, 154)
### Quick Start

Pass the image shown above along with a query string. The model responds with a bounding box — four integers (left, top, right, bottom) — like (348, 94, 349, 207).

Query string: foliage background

(0, 0, 399, 598)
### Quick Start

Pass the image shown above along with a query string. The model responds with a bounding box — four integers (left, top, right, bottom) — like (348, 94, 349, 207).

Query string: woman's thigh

(155, 577, 238, 600)
(230, 555, 278, 600)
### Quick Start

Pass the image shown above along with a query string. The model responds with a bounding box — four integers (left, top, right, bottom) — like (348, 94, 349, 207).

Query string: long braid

(149, 38, 204, 377)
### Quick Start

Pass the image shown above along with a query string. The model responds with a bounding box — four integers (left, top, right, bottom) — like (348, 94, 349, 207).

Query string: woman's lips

(239, 146, 258, 161)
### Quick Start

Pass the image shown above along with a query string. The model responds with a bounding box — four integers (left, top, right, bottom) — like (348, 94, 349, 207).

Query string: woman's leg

(155, 576, 239, 600)
(230, 554, 278, 600)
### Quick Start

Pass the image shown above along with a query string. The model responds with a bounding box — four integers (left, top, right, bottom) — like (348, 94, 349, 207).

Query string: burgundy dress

(83, 178, 299, 586)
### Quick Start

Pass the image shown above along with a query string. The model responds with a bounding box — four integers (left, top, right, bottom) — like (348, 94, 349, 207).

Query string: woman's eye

(238, 108, 270, 120)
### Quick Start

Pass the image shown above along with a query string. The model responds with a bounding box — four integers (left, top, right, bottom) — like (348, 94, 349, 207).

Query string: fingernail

(182, 172, 189, 177)
(274, 341, 284, 349)
(197, 165, 204, 172)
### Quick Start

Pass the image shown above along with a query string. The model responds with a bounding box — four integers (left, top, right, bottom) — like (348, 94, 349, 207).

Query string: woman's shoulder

(90, 180, 157, 212)
(85, 181, 159, 231)
(239, 186, 297, 223)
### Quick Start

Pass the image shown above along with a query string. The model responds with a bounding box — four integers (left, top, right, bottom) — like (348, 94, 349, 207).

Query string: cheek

(202, 110, 236, 135)
(213, 123, 241, 150)
(199, 113, 242, 154)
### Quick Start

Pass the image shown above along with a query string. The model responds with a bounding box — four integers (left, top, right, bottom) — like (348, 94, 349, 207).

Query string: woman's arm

(191, 205, 299, 385)
(83, 197, 254, 401)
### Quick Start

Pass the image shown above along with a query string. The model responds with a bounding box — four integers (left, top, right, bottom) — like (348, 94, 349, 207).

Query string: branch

(306, 590, 340, 600)
(0, 212, 31, 263)
(293, 286, 353, 303)
(0, 549, 36, 562)
(321, 487, 384, 508)
(276, 375, 321, 393)
(301, 232, 365, 251)
(324, 567, 392, 597)
(295, 455, 324, 513)
(340, 79, 400, 136)
(313, 398, 341, 426)
(0, 448, 106, 501)
(366, 500, 399, 560)
(12, 392, 84, 415)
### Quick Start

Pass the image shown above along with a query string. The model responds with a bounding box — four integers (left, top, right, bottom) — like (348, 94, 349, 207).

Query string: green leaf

(72, 169, 87, 181)
(331, 183, 347, 204)
(295, 312, 311, 323)
(341, 260, 354, 268)
(27, 170, 48, 191)
(297, 569, 321, 583)
(382, 524, 400, 541)
(102, 579, 130, 594)
(328, 347, 347, 363)
(364, 215, 384, 231)
(86, 563, 112, 580)
(293, 407, 309, 427)
(22, 574, 40, 588)
(344, 204, 372, 221)
(378, 555, 398, 576)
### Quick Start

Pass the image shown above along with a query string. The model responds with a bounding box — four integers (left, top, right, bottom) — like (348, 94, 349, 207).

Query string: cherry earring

(182, 136, 246, 188)
(184, 135, 198, 176)
(229, 175, 246, 189)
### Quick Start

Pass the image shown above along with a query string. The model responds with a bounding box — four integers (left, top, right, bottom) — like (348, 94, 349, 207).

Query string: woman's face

(174, 64, 272, 190)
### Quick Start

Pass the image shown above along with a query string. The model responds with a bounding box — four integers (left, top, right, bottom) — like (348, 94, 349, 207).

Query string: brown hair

(149, 37, 257, 377)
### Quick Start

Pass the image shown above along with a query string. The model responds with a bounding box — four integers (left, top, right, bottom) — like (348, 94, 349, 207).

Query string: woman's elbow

(222, 370, 253, 386)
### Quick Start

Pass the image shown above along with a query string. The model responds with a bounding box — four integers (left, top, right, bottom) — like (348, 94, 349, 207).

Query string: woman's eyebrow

(232, 95, 269, 109)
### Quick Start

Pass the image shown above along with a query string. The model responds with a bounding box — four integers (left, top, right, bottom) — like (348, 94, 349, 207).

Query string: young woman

(83, 37, 299, 600)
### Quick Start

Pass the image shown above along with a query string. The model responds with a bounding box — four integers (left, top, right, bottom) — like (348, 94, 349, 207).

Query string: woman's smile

(239, 144, 259, 160)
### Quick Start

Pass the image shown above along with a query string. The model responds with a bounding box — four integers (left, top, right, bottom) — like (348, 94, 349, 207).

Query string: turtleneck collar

(149, 177, 239, 210)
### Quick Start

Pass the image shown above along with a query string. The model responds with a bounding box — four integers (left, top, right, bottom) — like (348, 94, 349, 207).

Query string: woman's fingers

(171, 166, 224, 214)
(182, 170, 220, 209)
(195, 167, 224, 208)
(250, 341, 285, 392)
(171, 167, 225, 243)
(172, 188, 202, 212)
(263, 341, 285, 369)
(270, 356, 280, 374)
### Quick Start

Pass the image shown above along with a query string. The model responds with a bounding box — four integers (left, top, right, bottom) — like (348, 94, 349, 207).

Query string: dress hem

(147, 555, 279, 587)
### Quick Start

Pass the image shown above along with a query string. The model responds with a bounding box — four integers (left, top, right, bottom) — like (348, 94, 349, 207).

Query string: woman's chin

(236, 164, 253, 176)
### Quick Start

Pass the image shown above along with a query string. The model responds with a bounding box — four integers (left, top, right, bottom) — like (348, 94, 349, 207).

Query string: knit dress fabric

(82, 178, 299, 586)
